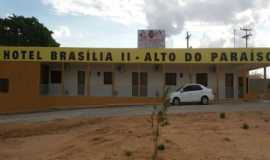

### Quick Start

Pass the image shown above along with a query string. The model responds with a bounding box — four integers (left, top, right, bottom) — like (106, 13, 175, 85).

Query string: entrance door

(140, 72, 147, 96)
(77, 71, 85, 96)
(225, 73, 234, 98)
(132, 72, 147, 97)
(238, 77, 244, 98)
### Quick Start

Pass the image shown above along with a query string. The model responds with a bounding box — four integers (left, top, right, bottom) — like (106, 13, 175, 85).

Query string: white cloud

(43, 0, 270, 48)
(53, 26, 71, 39)
(42, 0, 146, 25)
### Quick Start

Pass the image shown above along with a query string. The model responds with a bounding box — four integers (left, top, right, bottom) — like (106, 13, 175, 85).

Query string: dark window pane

(78, 71, 85, 95)
(140, 72, 147, 96)
(51, 71, 62, 84)
(0, 79, 9, 93)
(192, 85, 202, 91)
(196, 73, 208, 87)
(165, 73, 176, 86)
(132, 72, 139, 96)
(40, 64, 50, 84)
(104, 72, 112, 85)
(183, 85, 193, 92)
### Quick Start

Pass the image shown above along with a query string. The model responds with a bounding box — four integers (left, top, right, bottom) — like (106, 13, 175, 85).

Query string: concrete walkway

(0, 101, 270, 123)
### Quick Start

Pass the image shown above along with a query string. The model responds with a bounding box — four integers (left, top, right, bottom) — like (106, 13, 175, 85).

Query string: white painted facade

(42, 63, 248, 100)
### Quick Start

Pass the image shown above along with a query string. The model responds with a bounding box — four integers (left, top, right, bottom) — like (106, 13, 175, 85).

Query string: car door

(192, 85, 204, 102)
(181, 85, 194, 102)
(181, 85, 203, 102)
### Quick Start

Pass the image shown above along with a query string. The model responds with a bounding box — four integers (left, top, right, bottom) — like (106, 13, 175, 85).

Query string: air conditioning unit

(153, 64, 161, 72)
(116, 64, 125, 73)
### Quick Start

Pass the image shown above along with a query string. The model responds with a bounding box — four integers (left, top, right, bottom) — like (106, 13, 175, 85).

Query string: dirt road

(1, 111, 270, 160)
(1, 101, 270, 123)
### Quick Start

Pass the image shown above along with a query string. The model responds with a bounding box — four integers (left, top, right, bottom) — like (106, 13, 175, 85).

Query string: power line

(240, 27, 252, 48)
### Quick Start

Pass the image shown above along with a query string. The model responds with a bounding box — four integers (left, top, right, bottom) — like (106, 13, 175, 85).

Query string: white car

(169, 84, 214, 105)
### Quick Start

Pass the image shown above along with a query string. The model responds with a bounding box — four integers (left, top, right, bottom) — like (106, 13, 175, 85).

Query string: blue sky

(0, 0, 143, 47)
(1, 0, 270, 49)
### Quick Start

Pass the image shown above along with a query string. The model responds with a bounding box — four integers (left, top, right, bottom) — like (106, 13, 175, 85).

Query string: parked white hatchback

(169, 84, 214, 105)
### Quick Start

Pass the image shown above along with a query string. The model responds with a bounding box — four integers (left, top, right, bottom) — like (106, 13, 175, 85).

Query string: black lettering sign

(240, 52, 248, 61)
(211, 52, 218, 61)
(106, 52, 113, 61)
(160, 52, 167, 61)
(37, 51, 42, 60)
(21, 50, 27, 59)
(144, 52, 152, 61)
(51, 51, 57, 60)
(220, 52, 228, 61)
(194, 52, 201, 61)
(230, 52, 237, 61)
(185, 52, 192, 61)
(266, 52, 270, 61)
(256, 52, 263, 61)
(29, 51, 34, 60)
(78, 52, 84, 61)
(154, 52, 160, 62)
(92, 52, 98, 61)
(12, 51, 19, 59)
(3, 50, 10, 59)
(60, 51, 66, 60)
(168, 52, 176, 61)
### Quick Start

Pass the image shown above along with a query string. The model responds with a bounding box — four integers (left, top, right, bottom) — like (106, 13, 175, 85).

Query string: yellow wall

(0, 62, 160, 113)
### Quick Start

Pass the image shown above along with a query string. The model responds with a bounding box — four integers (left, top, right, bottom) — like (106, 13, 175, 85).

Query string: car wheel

(201, 96, 209, 105)
(173, 98, 181, 105)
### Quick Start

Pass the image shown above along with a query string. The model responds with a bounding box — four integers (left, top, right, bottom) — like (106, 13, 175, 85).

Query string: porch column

(242, 67, 247, 98)
(162, 64, 165, 96)
(263, 66, 267, 99)
(138, 63, 141, 97)
(189, 64, 193, 83)
(112, 64, 115, 96)
(215, 64, 220, 103)
(86, 64, 90, 96)
(61, 63, 65, 96)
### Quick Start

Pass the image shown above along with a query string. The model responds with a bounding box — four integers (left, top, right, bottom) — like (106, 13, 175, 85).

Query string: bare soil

(0, 111, 270, 160)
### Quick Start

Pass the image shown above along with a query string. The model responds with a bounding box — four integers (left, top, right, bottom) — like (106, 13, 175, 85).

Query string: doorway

(77, 71, 85, 96)
(225, 73, 234, 98)
(238, 77, 244, 98)
(132, 72, 148, 96)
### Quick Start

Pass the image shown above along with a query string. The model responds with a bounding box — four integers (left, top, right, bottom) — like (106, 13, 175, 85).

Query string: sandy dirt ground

(0, 111, 270, 160)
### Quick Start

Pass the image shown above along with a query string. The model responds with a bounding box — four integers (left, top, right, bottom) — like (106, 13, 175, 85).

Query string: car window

(183, 85, 193, 92)
(192, 85, 202, 91)
(183, 85, 202, 92)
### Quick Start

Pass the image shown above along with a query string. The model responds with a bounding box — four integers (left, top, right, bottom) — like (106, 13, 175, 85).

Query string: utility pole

(240, 27, 252, 48)
(186, 31, 191, 48)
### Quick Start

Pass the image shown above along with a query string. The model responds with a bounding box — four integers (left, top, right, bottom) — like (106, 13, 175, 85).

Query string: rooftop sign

(0, 47, 270, 64)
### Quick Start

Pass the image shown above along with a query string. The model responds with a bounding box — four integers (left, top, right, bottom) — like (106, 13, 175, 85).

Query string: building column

(189, 64, 193, 83)
(112, 64, 115, 96)
(241, 67, 247, 99)
(162, 64, 165, 96)
(263, 66, 267, 99)
(86, 64, 90, 96)
(215, 64, 220, 103)
(61, 63, 65, 96)
(138, 63, 141, 97)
